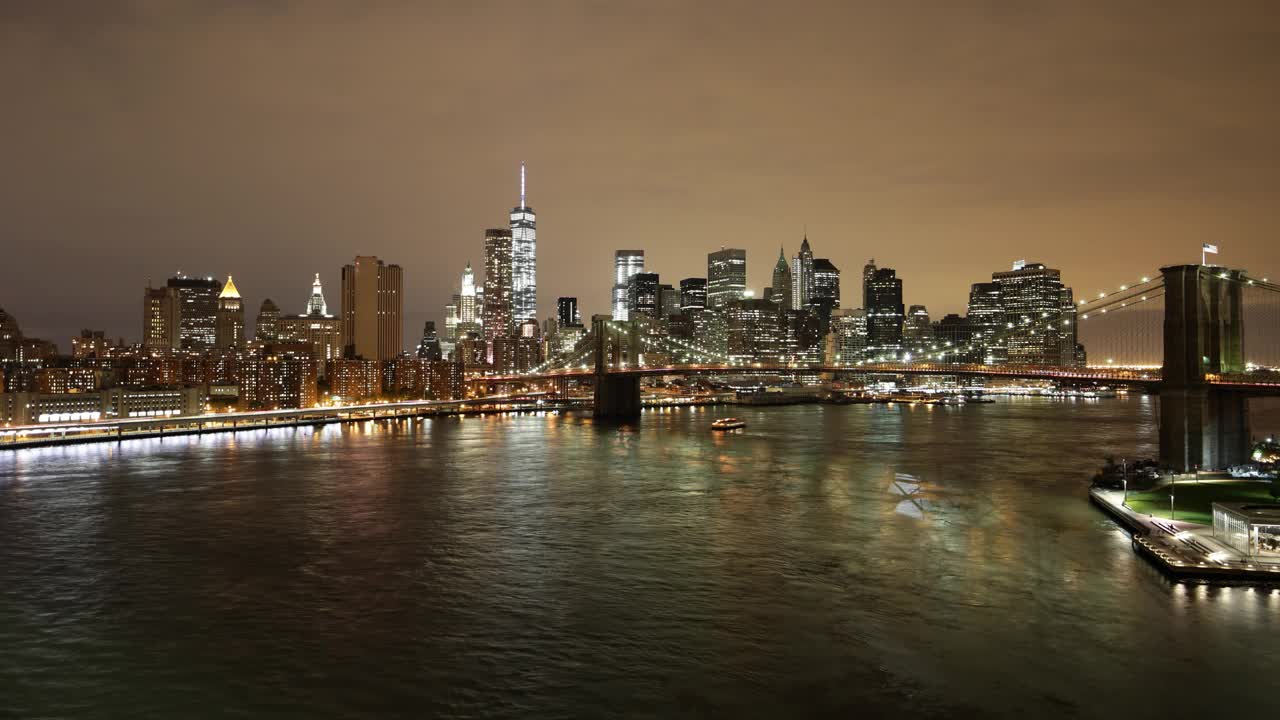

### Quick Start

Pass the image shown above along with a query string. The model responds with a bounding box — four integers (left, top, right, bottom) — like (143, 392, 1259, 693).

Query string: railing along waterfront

(1, 394, 563, 449)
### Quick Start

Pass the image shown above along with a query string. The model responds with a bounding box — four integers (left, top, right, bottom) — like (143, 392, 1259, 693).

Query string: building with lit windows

(790, 236, 814, 310)
(865, 266, 904, 360)
(255, 299, 281, 342)
(71, 330, 119, 359)
(453, 335, 488, 371)
(444, 300, 459, 343)
(239, 354, 318, 410)
(862, 259, 877, 310)
(33, 368, 102, 394)
(612, 250, 645, 320)
(679, 278, 707, 313)
(278, 274, 343, 373)
(510, 163, 538, 325)
(142, 287, 181, 350)
(932, 314, 975, 362)
(904, 305, 932, 344)
(416, 322, 443, 361)
(966, 281, 1004, 364)
(387, 357, 464, 400)
(991, 261, 1078, 366)
(215, 276, 245, 349)
(341, 256, 403, 361)
(1213, 503, 1280, 558)
(328, 358, 382, 402)
(124, 354, 184, 388)
(0, 387, 202, 424)
(826, 308, 868, 365)
(627, 273, 661, 319)
(658, 284, 679, 319)
(780, 309, 822, 364)
(768, 248, 792, 310)
(557, 297, 581, 328)
(810, 258, 840, 332)
(707, 248, 747, 309)
(167, 274, 221, 350)
(726, 298, 781, 363)
(483, 230, 514, 344)
(305, 273, 328, 316)
(0, 307, 21, 361)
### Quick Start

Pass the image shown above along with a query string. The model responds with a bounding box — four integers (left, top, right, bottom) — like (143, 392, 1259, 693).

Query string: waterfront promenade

(0, 394, 567, 450)
(0, 393, 728, 451)
(1091, 486, 1280, 581)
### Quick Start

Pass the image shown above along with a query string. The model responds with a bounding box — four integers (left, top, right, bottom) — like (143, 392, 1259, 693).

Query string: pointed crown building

(215, 275, 245, 348)
(771, 247, 793, 310)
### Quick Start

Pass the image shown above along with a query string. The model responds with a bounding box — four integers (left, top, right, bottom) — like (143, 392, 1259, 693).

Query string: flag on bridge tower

(1202, 243, 1219, 265)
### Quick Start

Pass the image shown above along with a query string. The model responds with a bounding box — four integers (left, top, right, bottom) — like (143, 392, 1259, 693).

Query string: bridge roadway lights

(593, 373, 641, 419)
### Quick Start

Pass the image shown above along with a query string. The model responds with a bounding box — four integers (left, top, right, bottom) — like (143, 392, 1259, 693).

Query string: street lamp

(1121, 458, 1128, 506)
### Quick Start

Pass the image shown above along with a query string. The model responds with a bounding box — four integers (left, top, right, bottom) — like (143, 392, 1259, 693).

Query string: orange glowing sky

(3, 1, 1279, 345)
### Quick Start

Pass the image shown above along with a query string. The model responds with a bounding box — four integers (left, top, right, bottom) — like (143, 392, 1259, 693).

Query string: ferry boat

(711, 417, 747, 431)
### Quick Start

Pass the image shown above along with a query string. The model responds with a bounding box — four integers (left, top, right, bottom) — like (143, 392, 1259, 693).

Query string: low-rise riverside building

(1, 387, 203, 425)
(1213, 503, 1280, 558)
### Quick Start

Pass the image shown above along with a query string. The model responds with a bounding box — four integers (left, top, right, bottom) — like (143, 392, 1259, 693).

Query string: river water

(2, 397, 1278, 718)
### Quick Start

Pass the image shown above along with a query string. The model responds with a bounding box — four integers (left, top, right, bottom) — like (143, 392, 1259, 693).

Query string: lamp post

(1121, 458, 1128, 506)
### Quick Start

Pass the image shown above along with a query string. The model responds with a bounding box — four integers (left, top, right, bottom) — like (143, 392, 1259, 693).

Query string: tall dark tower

(771, 247, 793, 310)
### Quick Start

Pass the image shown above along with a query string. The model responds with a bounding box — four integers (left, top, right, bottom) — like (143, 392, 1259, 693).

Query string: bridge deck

(469, 364, 1280, 394)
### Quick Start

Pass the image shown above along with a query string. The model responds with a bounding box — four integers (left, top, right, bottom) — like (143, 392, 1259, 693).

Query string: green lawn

(1123, 480, 1280, 526)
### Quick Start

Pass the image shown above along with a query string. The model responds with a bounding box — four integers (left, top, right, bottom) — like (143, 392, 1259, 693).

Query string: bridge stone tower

(1158, 265, 1249, 471)
(591, 315, 642, 419)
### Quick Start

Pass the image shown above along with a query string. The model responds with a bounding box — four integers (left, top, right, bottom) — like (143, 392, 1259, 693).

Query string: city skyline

(6, 6, 1280, 717)
(4, 3, 1280, 344)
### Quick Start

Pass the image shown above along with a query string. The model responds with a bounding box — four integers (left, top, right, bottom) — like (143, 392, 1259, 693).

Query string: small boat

(711, 417, 746, 431)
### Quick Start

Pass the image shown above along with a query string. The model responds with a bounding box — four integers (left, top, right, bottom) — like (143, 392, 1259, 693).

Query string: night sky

(3, 1, 1279, 347)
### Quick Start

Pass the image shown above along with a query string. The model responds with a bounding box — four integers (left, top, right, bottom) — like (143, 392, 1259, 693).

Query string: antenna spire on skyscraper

(520, 161, 526, 209)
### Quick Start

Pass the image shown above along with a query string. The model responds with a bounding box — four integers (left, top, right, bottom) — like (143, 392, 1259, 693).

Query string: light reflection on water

(0, 396, 1277, 718)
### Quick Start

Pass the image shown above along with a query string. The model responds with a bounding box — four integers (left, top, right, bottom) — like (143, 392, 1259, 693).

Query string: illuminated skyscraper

(771, 248, 793, 310)
(510, 162, 537, 324)
(790, 235, 814, 310)
(627, 273, 660, 318)
(679, 278, 707, 312)
(903, 305, 932, 345)
(166, 274, 221, 349)
(658, 284, 680, 319)
(726, 298, 781, 363)
(557, 297, 580, 327)
(862, 259, 877, 310)
(215, 276, 245, 349)
(255, 299, 280, 342)
(827, 308, 868, 364)
(865, 266, 904, 360)
(305, 273, 328, 316)
(967, 281, 1005, 364)
(142, 286, 180, 350)
(612, 250, 645, 320)
(277, 273, 342, 371)
(483, 229, 514, 344)
(991, 261, 1078, 366)
(340, 256, 403, 361)
(707, 248, 746, 309)
(458, 262, 480, 336)
(416, 321, 443, 361)
(810, 258, 840, 332)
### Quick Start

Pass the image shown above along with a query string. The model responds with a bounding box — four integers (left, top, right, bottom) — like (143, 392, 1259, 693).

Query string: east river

(2, 396, 1278, 718)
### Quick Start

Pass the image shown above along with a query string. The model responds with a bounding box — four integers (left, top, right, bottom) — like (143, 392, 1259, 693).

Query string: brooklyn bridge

(472, 264, 1280, 472)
